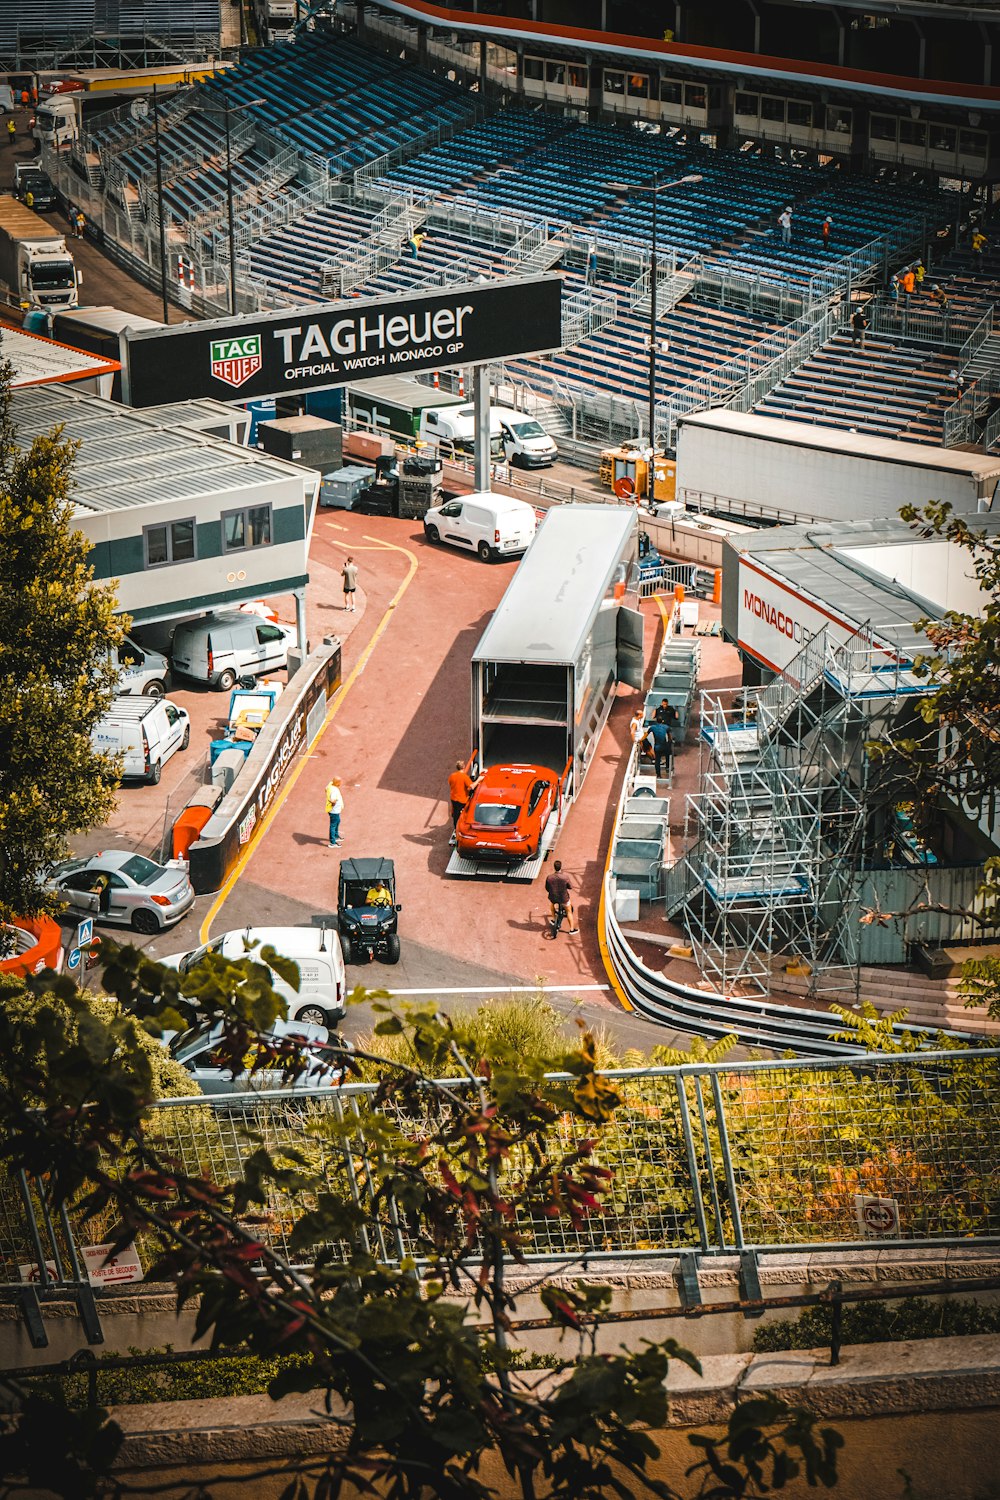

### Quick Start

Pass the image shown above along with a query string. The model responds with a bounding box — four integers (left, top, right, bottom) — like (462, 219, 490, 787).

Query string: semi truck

(347, 376, 466, 442)
(0, 198, 79, 311)
(676, 408, 1000, 524)
(23, 304, 163, 399)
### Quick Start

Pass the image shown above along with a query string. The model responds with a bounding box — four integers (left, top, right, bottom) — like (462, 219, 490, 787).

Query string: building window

(870, 114, 897, 142)
(523, 55, 543, 81)
(761, 96, 785, 123)
(787, 100, 813, 127)
(546, 61, 565, 84)
(143, 517, 196, 568)
(568, 64, 587, 89)
(685, 84, 706, 108)
(660, 77, 682, 103)
(223, 504, 272, 552)
(929, 125, 956, 152)
(604, 70, 625, 95)
(960, 129, 987, 158)
(899, 119, 926, 146)
(627, 72, 650, 98)
(734, 92, 759, 117)
(826, 106, 852, 134)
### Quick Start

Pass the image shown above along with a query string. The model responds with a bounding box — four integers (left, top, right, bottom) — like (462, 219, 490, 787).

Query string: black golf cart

(337, 857, 401, 964)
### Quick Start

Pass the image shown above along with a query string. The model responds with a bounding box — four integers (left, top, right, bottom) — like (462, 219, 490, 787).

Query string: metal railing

(4, 1042, 998, 1325)
(865, 299, 978, 349)
(727, 302, 847, 417)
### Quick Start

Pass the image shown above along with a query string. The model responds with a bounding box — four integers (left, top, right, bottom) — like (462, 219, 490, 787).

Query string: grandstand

(70, 24, 1000, 457)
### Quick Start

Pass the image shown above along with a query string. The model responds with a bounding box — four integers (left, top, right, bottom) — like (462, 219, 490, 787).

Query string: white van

(423, 492, 537, 561)
(171, 611, 297, 691)
(94, 695, 190, 785)
(163, 925, 347, 1029)
(114, 635, 172, 698)
(418, 404, 557, 468)
(0, 87, 15, 116)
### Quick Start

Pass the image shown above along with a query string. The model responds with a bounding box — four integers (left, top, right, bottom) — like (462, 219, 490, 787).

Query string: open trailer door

(616, 604, 644, 689)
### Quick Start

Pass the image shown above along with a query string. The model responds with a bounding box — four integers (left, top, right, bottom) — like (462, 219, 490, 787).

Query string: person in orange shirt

(448, 760, 480, 843)
(900, 267, 916, 305)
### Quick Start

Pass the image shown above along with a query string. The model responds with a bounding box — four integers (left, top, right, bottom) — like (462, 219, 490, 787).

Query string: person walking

(850, 307, 868, 349)
(19, 89, 29, 109)
(972, 228, 988, 268)
(913, 259, 925, 287)
(886, 273, 900, 307)
(648, 718, 673, 779)
(74, 209, 86, 239)
(544, 860, 579, 934)
(929, 283, 950, 316)
(587, 241, 598, 282)
(820, 215, 833, 253)
(900, 266, 916, 306)
(6, 117, 15, 144)
(406, 230, 425, 261)
(341, 555, 358, 612)
(778, 205, 792, 245)
(447, 759, 478, 843)
(325, 777, 344, 848)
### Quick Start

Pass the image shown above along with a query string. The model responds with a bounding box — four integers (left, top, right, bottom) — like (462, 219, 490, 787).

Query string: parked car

(423, 492, 537, 562)
(455, 764, 558, 862)
(167, 1017, 350, 1096)
(112, 634, 171, 698)
(13, 162, 56, 210)
(93, 695, 189, 785)
(48, 850, 195, 934)
(171, 610, 296, 692)
(162, 924, 346, 1028)
(337, 857, 401, 964)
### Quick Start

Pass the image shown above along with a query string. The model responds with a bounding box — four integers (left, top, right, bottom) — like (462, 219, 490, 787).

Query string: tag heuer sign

(211, 333, 262, 389)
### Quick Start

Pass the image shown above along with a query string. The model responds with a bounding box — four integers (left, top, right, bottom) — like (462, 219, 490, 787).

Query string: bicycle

(544, 902, 569, 940)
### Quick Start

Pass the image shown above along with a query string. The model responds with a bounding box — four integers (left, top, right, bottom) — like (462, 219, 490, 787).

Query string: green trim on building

(125, 575, 310, 624)
(90, 502, 306, 581)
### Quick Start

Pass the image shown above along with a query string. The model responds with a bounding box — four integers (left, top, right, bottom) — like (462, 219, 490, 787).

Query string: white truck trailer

(676, 408, 1000, 524)
(0, 198, 79, 312)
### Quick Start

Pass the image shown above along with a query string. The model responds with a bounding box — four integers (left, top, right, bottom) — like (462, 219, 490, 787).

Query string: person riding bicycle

(544, 860, 579, 934)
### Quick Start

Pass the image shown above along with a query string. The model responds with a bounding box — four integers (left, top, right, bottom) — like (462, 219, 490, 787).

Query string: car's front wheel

(340, 933, 353, 964)
(145, 679, 166, 699)
(384, 933, 401, 965)
(424, 524, 439, 544)
(131, 907, 159, 935)
(181, 725, 190, 750)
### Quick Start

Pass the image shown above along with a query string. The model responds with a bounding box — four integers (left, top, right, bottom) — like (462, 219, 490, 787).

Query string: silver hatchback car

(49, 850, 195, 935)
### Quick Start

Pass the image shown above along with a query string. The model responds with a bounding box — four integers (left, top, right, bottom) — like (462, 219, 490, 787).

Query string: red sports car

(456, 764, 558, 861)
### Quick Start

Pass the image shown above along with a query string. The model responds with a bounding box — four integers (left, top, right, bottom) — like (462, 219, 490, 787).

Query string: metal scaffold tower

(664, 623, 927, 1000)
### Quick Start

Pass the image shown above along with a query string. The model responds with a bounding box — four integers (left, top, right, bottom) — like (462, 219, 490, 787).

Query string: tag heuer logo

(210, 333, 262, 389)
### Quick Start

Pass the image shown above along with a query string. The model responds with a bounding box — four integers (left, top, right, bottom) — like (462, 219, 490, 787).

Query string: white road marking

(382, 984, 611, 996)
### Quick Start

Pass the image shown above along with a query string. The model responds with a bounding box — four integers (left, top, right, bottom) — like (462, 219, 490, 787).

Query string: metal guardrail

(4, 1041, 998, 1344)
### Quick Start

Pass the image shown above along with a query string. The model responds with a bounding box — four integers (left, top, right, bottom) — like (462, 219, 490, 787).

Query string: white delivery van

(94, 695, 190, 785)
(163, 925, 347, 1029)
(114, 635, 172, 697)
(423, 492, 537, 561)
(0, 87, 15, 116)
(418, 404, 557, 468)
(171, 611, 297, 691)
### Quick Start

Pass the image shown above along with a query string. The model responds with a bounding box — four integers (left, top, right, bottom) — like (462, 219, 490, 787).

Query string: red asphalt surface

(208, 506, 664, 994)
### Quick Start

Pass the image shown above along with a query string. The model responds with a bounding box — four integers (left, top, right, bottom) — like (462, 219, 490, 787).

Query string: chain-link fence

(5, 1049, 999, 1294)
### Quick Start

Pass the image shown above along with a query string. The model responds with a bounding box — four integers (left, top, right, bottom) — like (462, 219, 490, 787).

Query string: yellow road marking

(197, 536, 418, 944)
(597, 593, 670, 1012)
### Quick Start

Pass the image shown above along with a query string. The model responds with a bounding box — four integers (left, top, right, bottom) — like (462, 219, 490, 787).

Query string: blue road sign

(67, 948, 82, 971)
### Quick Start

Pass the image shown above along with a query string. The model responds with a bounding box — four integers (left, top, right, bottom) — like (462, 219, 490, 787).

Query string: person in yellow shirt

(366, 882, 392, 906)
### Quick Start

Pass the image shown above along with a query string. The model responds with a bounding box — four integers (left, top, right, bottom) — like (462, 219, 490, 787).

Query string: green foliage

(0, 951, 839, 1499)
(34, 1345, 315, 1408)
(0, 355, 125, 932)
(752, 1295, 1000, 1353)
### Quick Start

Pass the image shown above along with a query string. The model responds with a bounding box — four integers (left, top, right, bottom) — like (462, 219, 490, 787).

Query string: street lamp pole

(605, 172, 702, 501)
(648, 172, 660, 465)
(225, 97, 237, 317)
(151, 83, 169, 324)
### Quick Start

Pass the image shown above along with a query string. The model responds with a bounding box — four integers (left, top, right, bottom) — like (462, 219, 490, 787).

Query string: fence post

(710, 1074, 746, 1253)
(675, 1076, 712, 1253)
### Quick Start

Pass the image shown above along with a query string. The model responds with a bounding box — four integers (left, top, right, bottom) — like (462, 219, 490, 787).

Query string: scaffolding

(665, 622, 928, 1000)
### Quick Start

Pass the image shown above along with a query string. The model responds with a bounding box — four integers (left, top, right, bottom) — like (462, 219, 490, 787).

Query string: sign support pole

(472, 364, 490, 492)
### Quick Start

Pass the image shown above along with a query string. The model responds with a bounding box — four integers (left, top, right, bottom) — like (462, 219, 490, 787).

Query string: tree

(0, 351, 124, 935)
(0, 944, 842, 1498)
(877, 501, 1000, 1015)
